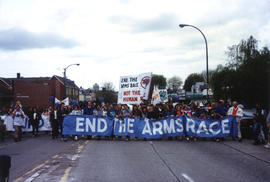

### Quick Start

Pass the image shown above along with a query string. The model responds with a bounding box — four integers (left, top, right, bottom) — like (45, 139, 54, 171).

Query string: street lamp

(179, 24, 209, 101)
(63, 63, 80, 99)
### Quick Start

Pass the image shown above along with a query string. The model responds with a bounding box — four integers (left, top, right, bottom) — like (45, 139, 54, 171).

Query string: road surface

(1, 134, 270, 182)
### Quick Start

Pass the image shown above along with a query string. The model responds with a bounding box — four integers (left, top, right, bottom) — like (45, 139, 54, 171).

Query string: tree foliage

(102, 82, 114, 91)
(95, 82, 117, 104)
(95, 90, 117, 104)
(210, 36, 270, 108)
(183, 73, 204, 91)
(151, 74, 167, 89)
(149, 74, 167, 101)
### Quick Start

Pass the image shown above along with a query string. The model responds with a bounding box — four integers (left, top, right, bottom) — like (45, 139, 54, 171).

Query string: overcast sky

(0, 0, 270, 89)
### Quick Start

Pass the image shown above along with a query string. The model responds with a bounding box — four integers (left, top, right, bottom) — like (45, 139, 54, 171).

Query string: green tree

(95, 90, 117, 104)
(151, 74, 167, 89)
(96, 82, 117, 103)
(183, 73, 204, 91)
(211, 36, 270, 108)
(148, 74, 167, 101)
(210, 65, 236, 101)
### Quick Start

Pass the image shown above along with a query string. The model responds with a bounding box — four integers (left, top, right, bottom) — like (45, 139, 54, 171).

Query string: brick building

(0, 73, 79, 108)
(0, 78, 13, 108)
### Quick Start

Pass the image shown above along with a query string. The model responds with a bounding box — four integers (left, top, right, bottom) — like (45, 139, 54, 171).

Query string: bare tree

(167, 76, 183, 93)
(102, 82, 114, 91)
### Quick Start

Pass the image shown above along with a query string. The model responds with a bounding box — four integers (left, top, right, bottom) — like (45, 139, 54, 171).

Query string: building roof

(0, 75, 79, 89)
(80, 88, 93, 94)
(52, 75, 79, 89)
(0, 78, 12, 87)
(1, 77, 51, 87)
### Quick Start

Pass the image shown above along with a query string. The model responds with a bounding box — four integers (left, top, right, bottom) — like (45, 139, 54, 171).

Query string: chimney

(17, 73, 21, 79)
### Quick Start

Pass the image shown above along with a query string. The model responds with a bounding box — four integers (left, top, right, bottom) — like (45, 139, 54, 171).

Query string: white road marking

(24, 170, 43, 182)
(71, 154, 79, 161)
(182, 173, 195, 182)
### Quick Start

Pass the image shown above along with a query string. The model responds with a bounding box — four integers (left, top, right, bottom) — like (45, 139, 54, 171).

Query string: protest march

(0, 72, 269, 148)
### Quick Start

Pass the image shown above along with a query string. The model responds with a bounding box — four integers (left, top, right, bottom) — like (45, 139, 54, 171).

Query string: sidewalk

(222, 139, 270, 163)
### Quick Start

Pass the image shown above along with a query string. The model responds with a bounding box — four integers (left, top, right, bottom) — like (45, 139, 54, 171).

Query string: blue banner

(63, 115, 114, 136)
(63, 115, 237, 138)
(113, 116, 185, 138)
(185, 116, 237, 138)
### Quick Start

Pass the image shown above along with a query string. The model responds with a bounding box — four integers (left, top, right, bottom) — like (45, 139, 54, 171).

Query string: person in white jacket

(13, 104, 25, 142)
(227, 101, 243, 141)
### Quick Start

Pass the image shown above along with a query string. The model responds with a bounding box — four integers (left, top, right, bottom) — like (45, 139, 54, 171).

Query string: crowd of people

(0, 99, 270, 149)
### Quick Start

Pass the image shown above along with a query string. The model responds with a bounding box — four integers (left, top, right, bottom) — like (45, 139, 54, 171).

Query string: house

(0, 73, 79, 108)
(79, 87, 96, 102)
(50, 75, 79, 102)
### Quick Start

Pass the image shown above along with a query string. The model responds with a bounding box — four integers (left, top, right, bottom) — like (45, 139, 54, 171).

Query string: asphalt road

(1, 135, 270, 182)
(69, 140, 270, 182)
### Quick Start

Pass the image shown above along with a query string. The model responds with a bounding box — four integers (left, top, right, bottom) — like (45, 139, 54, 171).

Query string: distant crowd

(0, 99, 270, 149)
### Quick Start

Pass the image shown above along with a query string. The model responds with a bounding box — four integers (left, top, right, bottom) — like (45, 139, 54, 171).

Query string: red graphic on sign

(140, 76, 151, 89)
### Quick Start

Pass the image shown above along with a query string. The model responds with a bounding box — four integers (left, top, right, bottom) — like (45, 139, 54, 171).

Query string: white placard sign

(152, 87, 168, 105)
(118, 72, 152, 104)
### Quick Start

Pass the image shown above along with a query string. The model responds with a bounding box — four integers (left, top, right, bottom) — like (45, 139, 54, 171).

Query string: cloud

(109, 13, 179, 33)
(54, 9, 71, 22)
(0, 28, 79, 51)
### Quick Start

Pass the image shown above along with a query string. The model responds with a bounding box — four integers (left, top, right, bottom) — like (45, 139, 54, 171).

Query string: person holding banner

(146, 105, 158, 120)
(83, 101, 94, 115)
(94, 105, 103, 140)
(156, 104, 167, 119)
(131, 105, 142, 118)
(123, 105, 131, 117)
(59, 103, 68, 140)
(174, 104, 182, 117)
(115, 104, 125, 140)
(12, 104, 25, 142)
(102, 105, 108, 117)
(83, 102, 94, 140)
(107, 104, 116, 118)
(165, 103, 174, 117)
(107, 104, 116, 140)
(141, 107, 148, 118)
(69, 105, 82, 141)
(215, 100, 227, 118)
(227, 101, 243, 142)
